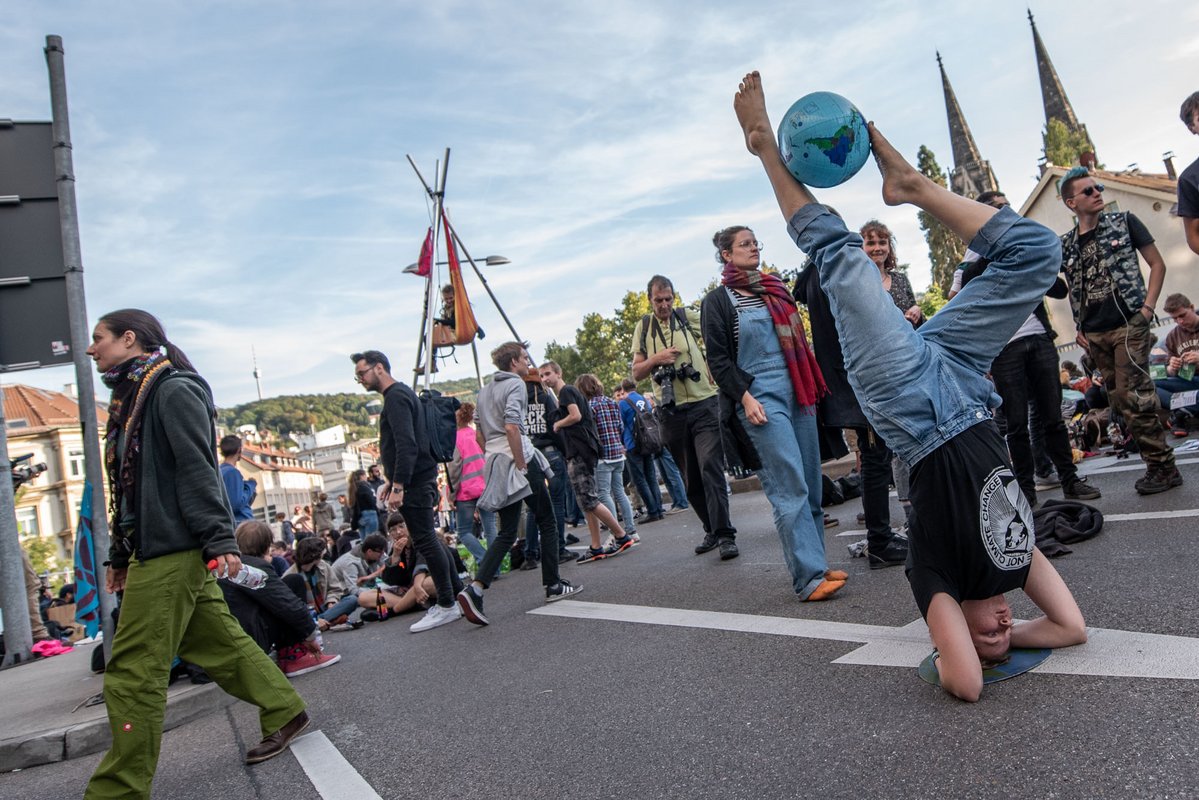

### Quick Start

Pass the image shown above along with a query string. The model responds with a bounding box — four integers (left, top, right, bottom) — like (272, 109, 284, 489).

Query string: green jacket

(110, 371, 238, 568)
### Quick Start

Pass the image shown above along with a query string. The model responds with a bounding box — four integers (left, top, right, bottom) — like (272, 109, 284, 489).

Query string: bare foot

(869, 122, 928, 207)
(734, 71, 774, 156)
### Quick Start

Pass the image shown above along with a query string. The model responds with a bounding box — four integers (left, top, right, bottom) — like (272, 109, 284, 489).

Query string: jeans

(401, 481, 463, 609)
(475, 457, 561, 589)
(596, 458, 637, 534)
(358, 509, 379, 536)
(455, 499, 496, 564)
(525, 447, 568, 559)
(660, 395, 734, 539)
(655, 448, 688, 509)
(627, 451, 664, 516)
(789, 205, 1061, 466)
(1155, 375, 1199, 414)
(733, 304, 827, 598)
(318, 594, 361, 622)
(991, 332, 1080, 499)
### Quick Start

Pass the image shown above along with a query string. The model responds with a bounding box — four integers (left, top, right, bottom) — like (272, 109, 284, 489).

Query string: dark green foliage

(916, 145, 965, 295)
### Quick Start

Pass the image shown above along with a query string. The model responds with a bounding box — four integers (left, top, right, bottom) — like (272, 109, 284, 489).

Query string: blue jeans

(627, 451, 663, 516)
(733, 304, 827, 598)
(789, 205, 1060, 465)
(358, 509, 379, 536)
(655, 448, 688, 509)
(1155, 375, 1199, 414)
(455, 499, 496, 564)
(596, 458, 637, 534)
(525, 447, 567, 558)
(319, 594, 361, 623)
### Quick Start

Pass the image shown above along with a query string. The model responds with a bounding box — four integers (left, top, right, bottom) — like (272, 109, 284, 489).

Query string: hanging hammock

(428, 214, 480, 348)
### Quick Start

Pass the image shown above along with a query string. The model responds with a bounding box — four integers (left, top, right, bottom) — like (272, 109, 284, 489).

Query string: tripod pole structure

(446, 220, 524, 344)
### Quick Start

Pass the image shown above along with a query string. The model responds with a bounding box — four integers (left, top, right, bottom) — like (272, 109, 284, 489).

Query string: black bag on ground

(419, 388, 462, 463)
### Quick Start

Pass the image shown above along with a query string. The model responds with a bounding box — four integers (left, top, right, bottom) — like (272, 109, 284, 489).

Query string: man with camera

(632, 275, 738, 559)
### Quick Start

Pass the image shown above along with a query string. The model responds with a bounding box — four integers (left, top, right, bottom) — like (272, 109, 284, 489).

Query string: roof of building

(1020, 165, 1179, 215)
(3, 384, 107, 431)
(239, 441, 322, 475)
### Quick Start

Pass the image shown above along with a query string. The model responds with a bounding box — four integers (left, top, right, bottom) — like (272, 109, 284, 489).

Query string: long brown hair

(859, 220, 898, 274)
(97, 309, 198, 371)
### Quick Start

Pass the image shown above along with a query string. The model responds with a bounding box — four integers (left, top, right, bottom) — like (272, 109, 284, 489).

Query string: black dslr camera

(10, 454, 48, 490)
(652, 362, 702, 408)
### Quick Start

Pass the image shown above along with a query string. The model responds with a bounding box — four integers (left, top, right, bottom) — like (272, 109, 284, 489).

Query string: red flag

(404, 227, 434, 276)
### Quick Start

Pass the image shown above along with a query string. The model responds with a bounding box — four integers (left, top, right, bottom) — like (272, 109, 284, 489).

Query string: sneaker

(326, 622, 354, 632)
(577, 547, 607, 564)
(847, 539, 868, 558)
(565, 533, 581, 544)
(640, 513, 664, 523)
(455, 586, 488, 626)
(1061, 476, 1101, 500)
(520, 557, 540, 571)
(823, 514, 839, 529)
(1033, 472, 1061, 490)
(558, 550, 580, 563)
(1169, 411, 1191, 437)
(694, 533, 719, 554)
(282, 651, 342, 678)
(1135, 465, 1184, 495)
(718, 539, 739, 560)
(545, 579, 583, 602)
(868, 538, 908, 570)
(855, 511, 866, 524)
(628, 532, 641, 546)
(604, 536, 636, 557)
(410, 602, 463, 633)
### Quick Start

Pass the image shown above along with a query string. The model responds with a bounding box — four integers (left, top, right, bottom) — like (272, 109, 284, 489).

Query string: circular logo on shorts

(978, 467, 1035, 571)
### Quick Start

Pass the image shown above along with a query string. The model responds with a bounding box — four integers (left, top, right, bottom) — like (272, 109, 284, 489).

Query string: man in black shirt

(352, 350, 463, 633)
(733, 70, 1087, 702)
(1058, 167, 1180, 495)
(521, 369, 575, 568)
(1178, 91, 1199, 256)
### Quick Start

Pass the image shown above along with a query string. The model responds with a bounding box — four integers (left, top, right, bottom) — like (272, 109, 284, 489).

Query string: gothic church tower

(937, 52, 1000, 199)
(1029, 10, 1097, 164)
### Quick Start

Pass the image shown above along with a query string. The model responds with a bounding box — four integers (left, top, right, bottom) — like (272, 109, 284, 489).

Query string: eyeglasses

(1072, 184, 1105, 199)
(354, 366, 373, 383)
(734, 240, 764, 251)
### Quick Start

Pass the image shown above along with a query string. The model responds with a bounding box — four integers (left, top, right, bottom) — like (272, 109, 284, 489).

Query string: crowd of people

(71, 83, 1199, 797)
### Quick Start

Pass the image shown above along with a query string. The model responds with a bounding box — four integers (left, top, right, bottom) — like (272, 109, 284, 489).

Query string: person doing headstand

(731, 71, 1087, 701)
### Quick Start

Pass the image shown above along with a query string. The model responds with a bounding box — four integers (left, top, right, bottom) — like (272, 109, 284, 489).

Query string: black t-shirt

(554, 384, 599, 463)
(905, 422, 1034, 619)
(1178, 155, 1199, 219)
(525, 382, 562, 451)
(1078, 212, 1154, 333)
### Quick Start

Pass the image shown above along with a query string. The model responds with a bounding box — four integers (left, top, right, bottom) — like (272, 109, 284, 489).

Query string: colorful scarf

(721, 263, 827, 409)
(102, 351, 173, 547)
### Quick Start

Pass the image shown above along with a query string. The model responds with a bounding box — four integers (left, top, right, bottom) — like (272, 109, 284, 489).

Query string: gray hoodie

(475, 371, 534, 461)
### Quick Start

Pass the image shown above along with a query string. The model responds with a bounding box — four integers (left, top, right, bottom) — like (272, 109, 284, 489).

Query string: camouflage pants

(1085, 314, 1175, 468)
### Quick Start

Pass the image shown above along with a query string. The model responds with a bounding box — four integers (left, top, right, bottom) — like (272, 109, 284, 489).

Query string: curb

(0, 681, 236, 772)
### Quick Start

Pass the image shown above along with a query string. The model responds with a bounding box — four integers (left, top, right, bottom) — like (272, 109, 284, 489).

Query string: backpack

(418, 388, 461, 463)
(622, 397, 665, 456)
(638, 308, 703, 359)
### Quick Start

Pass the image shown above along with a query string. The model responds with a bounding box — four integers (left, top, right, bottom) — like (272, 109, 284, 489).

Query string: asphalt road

(5, 448, 1199, 800)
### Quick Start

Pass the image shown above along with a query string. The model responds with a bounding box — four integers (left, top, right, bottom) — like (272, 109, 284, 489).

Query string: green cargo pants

(85, 549, 306, 799)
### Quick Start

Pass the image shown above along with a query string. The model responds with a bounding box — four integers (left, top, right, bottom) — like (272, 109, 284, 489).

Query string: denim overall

(732, 297, 828, 598)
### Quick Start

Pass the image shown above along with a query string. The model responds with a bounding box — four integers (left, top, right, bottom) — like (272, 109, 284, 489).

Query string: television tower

(252, 346, 264, 401)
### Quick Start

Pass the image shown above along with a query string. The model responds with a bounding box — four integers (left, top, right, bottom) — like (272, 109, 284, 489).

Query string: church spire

(1029, 9, 1096, 163)
(937, 51, 999, 199)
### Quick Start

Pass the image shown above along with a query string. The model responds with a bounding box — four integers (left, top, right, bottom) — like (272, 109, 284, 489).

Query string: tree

(918, 283, 950, 320)
(23, 536, 60, 576)
(1044, 118, 1100, 169)
(916, 145, 965, 295)
(544, 291, 654, 392)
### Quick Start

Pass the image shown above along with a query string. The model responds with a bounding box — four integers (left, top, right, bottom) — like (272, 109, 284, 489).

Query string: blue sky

(4, 0, 1197, 407)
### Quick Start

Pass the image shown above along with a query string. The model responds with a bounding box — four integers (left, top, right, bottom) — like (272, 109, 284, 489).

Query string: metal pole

(421, 151, 450, 391)
(45, 35, 116, 663)
(0, 395, 34, 666)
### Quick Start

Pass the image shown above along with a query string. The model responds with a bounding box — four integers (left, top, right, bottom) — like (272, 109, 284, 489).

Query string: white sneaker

(409, 603, 462, 633)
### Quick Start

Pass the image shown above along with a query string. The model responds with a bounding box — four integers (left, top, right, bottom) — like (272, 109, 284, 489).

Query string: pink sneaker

(282, 651, 341, 678)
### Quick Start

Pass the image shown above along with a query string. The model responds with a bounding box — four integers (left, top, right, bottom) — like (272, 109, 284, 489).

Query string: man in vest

(631, 276, 738, 559)
(1058, 167, 1181, 494)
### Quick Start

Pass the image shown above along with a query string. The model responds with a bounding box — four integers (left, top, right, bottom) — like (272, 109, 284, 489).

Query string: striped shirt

(727, 287, 766, 346)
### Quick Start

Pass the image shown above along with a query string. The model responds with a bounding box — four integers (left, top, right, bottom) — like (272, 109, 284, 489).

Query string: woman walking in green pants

(84, 309, 309, 799)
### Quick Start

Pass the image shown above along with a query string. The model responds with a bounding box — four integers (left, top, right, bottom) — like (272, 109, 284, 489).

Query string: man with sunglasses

(1059, 167, 1180, 494)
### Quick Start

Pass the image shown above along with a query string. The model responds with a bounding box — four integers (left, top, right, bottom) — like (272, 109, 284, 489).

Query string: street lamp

(403, 254, 510, 272)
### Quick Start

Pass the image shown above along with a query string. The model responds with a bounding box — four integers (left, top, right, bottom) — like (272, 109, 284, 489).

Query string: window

(16, 507, 40, 539)
(68, 448, 85, 478)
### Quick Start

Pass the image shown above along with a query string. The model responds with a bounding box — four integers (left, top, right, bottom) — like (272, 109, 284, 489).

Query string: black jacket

(219, 554, 315, 652)
(113, 371, 238, 567)
(379, 381, 437, 488)
(698, 287, 764, 471)
(793, 261, 868, 431)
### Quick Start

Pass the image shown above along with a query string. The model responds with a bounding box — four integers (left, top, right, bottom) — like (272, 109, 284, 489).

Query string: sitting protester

(284, 536, 356, 631)
(357, 513, 444, 618)
(221, 521, 340, 678)
(331, 532, 389, 601)
(268, 540, 292, 576)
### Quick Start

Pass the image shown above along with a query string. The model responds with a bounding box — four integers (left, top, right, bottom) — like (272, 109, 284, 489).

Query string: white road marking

(289, 730, 382, 800)
(1104, 509, 1199, 522)
(531, 600, 1199, 680)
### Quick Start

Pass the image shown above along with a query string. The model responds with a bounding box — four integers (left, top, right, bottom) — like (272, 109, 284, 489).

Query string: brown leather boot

(245, 710, 310, 764)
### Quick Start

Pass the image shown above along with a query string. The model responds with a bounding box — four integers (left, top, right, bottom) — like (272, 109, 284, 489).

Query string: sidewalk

(0, 639, 234, 772)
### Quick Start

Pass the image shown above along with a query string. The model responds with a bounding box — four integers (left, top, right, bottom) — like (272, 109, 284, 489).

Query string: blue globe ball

(776, 91, 871, 188)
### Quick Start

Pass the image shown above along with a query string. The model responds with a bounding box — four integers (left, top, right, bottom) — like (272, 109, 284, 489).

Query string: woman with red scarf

(702, 229, 846, 602)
